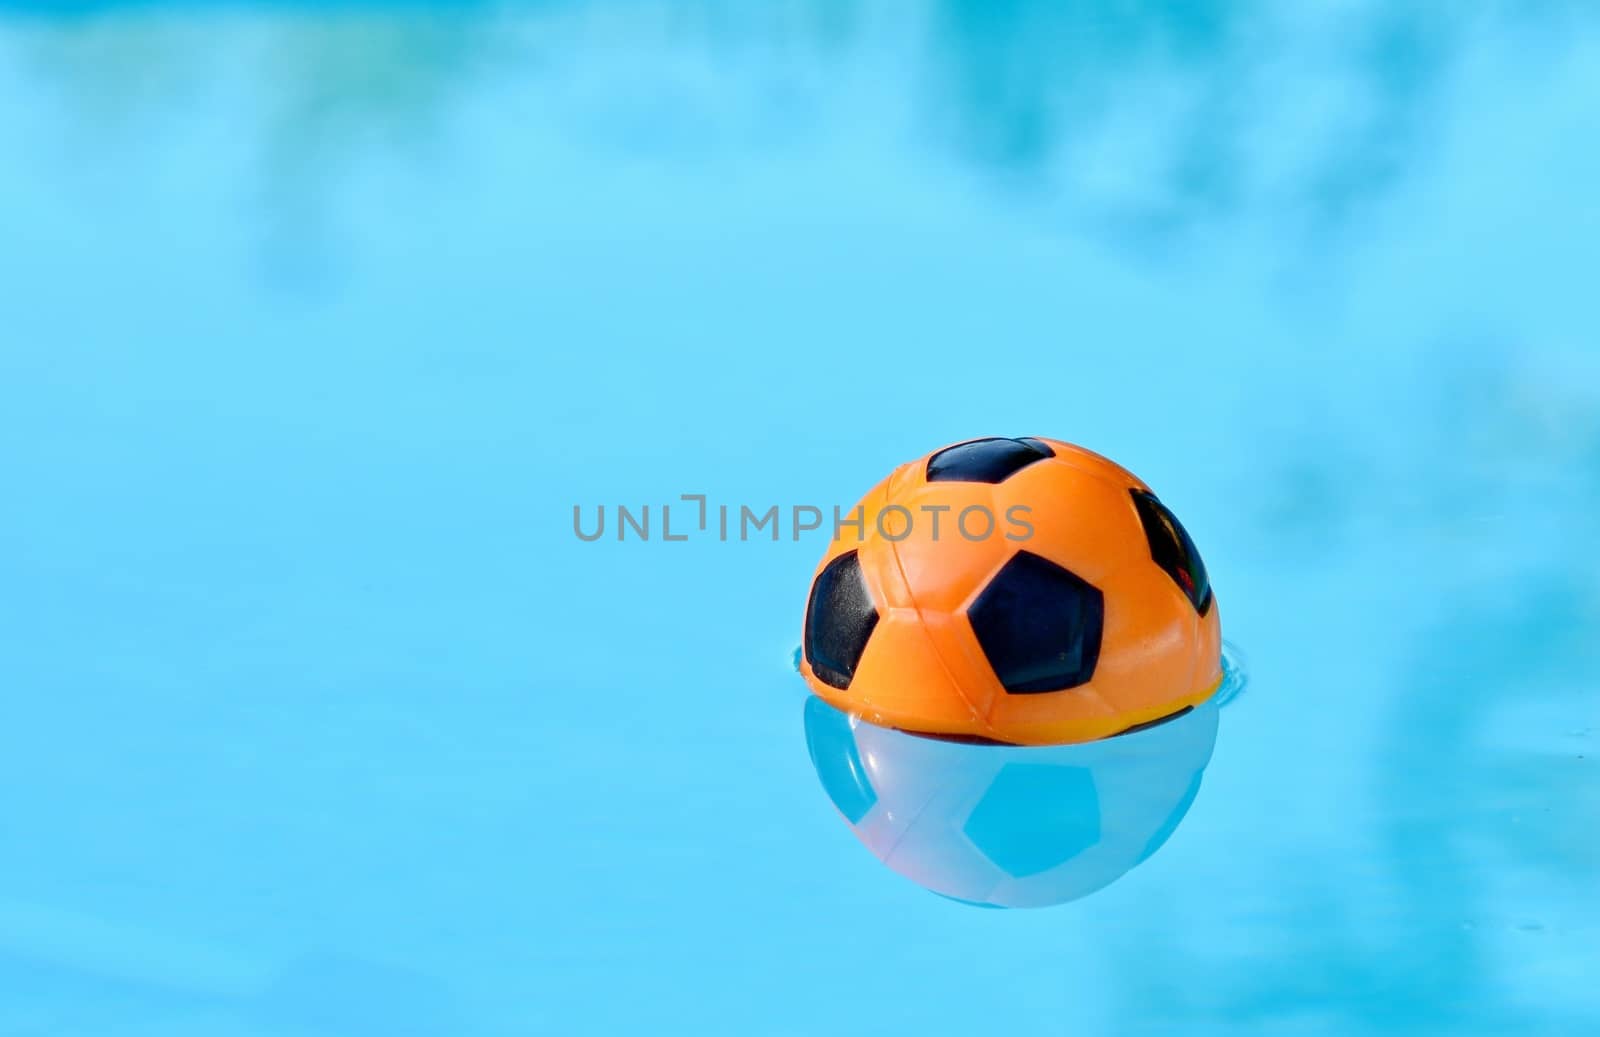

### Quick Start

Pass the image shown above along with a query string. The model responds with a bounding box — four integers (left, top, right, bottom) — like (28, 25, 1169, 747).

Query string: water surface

(1, 3, 1597, 1035)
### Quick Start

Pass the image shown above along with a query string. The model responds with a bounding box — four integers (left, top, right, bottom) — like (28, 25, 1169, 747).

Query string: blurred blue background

(1, 2, 1597, 1034)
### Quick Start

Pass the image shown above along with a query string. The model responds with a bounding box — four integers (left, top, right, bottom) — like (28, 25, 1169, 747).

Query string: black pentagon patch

(962, 763, 1101, 878)
(968, 550, 1104, 694)
(926, 437, 1053, 484)
(1130, 490, 1213, 615)
(803, 696, 878, 824)
(803, 550, 879, 690)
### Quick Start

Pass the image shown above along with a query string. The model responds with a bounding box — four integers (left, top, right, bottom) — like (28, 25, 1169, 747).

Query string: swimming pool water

(1, 3, 1597, 1034)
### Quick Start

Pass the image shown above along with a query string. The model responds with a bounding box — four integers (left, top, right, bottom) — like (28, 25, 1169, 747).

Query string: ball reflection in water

(803, 694, 1220, 909)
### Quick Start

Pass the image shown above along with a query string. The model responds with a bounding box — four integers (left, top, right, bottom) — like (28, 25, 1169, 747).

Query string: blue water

(2, 3, 1597, 1034)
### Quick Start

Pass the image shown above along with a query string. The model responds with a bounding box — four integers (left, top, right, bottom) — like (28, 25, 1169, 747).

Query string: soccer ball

(803, 692, 1220, 908)
(800, 436, 1220, 745)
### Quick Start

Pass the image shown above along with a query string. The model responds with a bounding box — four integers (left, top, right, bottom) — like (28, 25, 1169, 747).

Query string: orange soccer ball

(799, 437, 1221, 746)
